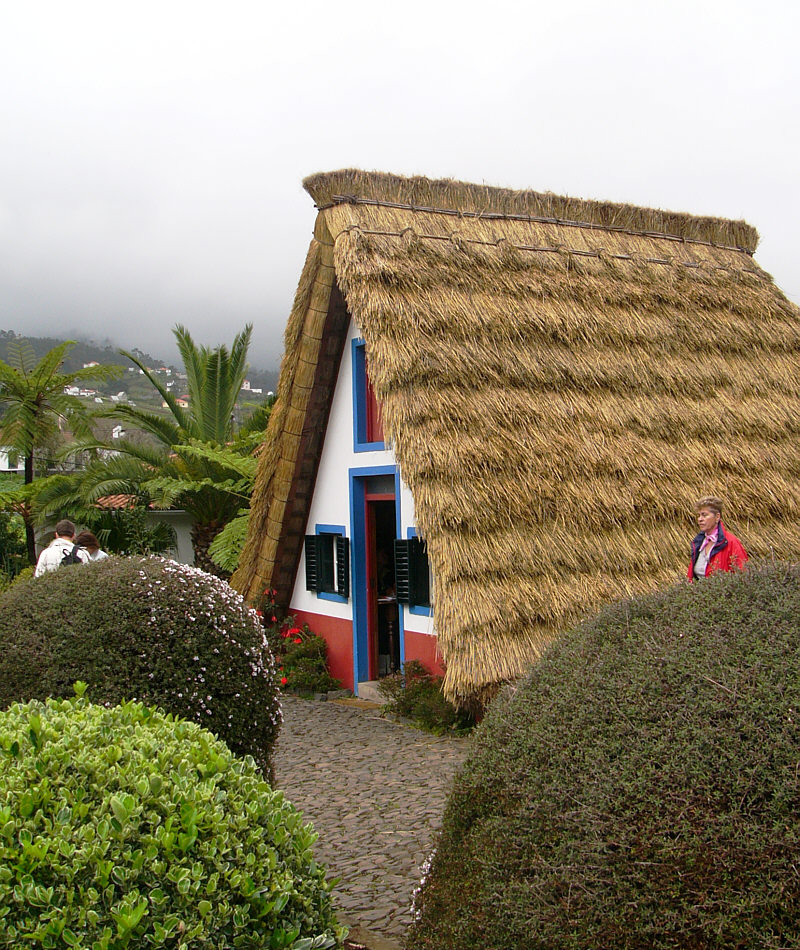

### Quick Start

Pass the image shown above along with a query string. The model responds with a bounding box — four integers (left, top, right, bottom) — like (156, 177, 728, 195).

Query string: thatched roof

(232, 169, 800, 704)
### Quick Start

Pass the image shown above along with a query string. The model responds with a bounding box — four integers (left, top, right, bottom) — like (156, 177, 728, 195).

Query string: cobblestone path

(273, 695, 470, 948)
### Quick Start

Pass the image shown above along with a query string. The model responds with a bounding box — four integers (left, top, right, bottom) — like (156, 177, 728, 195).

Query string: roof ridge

(320, 194, 755, 255)
(303, 169, 760, 255)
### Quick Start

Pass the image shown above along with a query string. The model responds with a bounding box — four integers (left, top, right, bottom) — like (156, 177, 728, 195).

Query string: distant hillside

(0, 331, 279, 398)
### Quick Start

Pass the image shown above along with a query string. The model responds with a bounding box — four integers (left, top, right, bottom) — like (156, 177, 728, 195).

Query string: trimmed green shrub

(409, 563, 800, 950)
(0, 693, 344, 949)
(377, 661, 474, 734)
(0, 557, 280, 776)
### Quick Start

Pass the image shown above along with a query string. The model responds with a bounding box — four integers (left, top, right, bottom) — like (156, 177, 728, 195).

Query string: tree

(36, 325, 263, 574)
(116, 323, 251, 444)
(0, 474, 26, 579)
(0, 340, 121, 563)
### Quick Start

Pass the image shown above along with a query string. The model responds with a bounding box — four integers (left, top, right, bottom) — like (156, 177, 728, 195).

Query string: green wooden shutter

(336, 535, 350, 598)
(394, 538, 415, 606)
(304, 535, 319, 591)
(395, 538, 430, 607)
(412, 538, 430, 607)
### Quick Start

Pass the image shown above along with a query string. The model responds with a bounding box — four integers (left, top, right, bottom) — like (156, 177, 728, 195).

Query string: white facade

(288, 318, 436, 688)
(0, 447, 23, 473)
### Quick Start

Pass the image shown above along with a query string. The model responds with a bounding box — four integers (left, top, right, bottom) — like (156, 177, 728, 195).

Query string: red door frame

(364, 491, 395, 681)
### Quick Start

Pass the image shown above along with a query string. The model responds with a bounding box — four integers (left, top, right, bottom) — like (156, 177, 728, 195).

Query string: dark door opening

(366, 496, 399, 678)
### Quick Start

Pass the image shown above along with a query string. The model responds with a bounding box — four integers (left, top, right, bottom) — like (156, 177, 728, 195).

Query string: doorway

(350, 467, 403, 690)
(366, 496, 399, 678)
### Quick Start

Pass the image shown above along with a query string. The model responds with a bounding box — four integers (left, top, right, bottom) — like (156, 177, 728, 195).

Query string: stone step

(356, 680, 384, 704)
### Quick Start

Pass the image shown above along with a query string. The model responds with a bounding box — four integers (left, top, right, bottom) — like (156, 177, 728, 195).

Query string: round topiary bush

(0, 557, 280, 776)
(0, 694, 344, 949)
(409, 563, 800, 950)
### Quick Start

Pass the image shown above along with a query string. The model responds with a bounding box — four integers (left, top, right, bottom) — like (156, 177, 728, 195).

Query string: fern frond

(208, 510, 250, 572)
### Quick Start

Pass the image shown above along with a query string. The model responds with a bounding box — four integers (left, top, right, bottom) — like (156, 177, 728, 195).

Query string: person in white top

(34, 519, 90, 576)
(75, 530, 109, 562)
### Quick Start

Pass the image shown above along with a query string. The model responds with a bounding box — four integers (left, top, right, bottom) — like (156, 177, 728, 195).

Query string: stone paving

(272, 695, 470, 948)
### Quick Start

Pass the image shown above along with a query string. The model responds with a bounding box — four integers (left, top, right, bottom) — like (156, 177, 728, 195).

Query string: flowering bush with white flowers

(0, 557, 281, 777)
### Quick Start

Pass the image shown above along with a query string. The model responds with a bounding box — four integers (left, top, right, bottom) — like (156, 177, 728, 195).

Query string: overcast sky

(1, 0, 798, 369)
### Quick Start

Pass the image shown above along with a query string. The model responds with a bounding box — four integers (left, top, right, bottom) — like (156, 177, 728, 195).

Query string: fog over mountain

(1, 0, 798, 370)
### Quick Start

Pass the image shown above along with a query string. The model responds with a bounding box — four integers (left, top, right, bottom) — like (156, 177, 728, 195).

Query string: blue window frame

(304, 524, 349, 603)
(352, 339, 385, 452)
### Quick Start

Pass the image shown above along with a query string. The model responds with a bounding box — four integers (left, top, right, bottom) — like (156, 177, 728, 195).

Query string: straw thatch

(232, 169, 800, 704)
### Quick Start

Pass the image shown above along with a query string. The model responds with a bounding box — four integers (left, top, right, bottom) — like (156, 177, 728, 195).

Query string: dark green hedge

(409, 563, 800, 950)
(0, 557, 281, 776)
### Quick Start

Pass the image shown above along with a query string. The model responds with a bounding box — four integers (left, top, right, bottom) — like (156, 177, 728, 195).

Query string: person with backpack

(34, 519, 90, 577)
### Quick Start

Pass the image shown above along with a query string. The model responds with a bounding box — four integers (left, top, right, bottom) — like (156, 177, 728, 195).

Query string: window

(305, 527, 350, 601)
(352, 339, 384, 450)
(394, 535, 431, 610)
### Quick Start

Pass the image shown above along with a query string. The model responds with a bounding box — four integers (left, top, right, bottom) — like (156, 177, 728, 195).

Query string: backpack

(61, 544, 83, 567)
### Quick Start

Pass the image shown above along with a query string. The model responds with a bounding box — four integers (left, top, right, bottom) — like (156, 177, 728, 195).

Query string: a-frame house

(233, 169, 800, 703)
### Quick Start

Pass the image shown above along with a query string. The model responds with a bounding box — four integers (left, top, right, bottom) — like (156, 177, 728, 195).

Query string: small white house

(0, 447, 23, 473)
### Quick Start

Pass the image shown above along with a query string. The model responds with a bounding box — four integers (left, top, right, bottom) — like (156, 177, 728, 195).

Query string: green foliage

(29, 489, 175, 558)
(409, 563, 800, 950)
(267, 616, 341, 696)
(0, 340, 122, 475)
(208, 510, 251, 573)
(0, 556, 281, 776)
(0, 340, 123, 563)
(7, 565, 34, 587)
(87, 506, 176, 557)
(377, 661, 474, 734)
(0, 694, 344, 949)
(0, 331, 279, 409)
(0, 475, 28, 577)
(38, 325, 264, 574)
(117, 324, 252, 446)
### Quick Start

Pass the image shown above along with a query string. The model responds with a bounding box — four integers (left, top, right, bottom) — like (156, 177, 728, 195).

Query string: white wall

(146, 509, 194, 565)
(0, 448, 23, 473)
(289, 318, 435, 637)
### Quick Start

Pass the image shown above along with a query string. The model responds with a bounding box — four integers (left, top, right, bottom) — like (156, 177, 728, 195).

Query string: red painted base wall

(290, 609, 355, 691)
(404, 629, 445, 677)
(289, 610, 443, 689)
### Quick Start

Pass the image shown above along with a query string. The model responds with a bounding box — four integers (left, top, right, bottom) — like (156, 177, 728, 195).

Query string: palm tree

(115, 323, 251, 445)
(0, 340, 121, 562)
(38, 324, 259, 573)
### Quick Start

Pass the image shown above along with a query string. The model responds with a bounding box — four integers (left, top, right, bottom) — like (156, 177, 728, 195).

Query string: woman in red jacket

(688, 495, 748, 581)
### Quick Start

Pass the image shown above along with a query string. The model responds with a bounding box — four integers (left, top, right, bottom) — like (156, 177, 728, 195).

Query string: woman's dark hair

(75, 531, 100, 551)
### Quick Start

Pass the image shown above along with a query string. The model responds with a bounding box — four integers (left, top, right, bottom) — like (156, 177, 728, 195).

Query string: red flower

(255, 609, 263, 617)
(280, 676, 288, 686)
(289, 627, 302, 636)
(293, 637, 301, 644)
(281, 631, 291, 639)
(271, 615, 277, 623)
